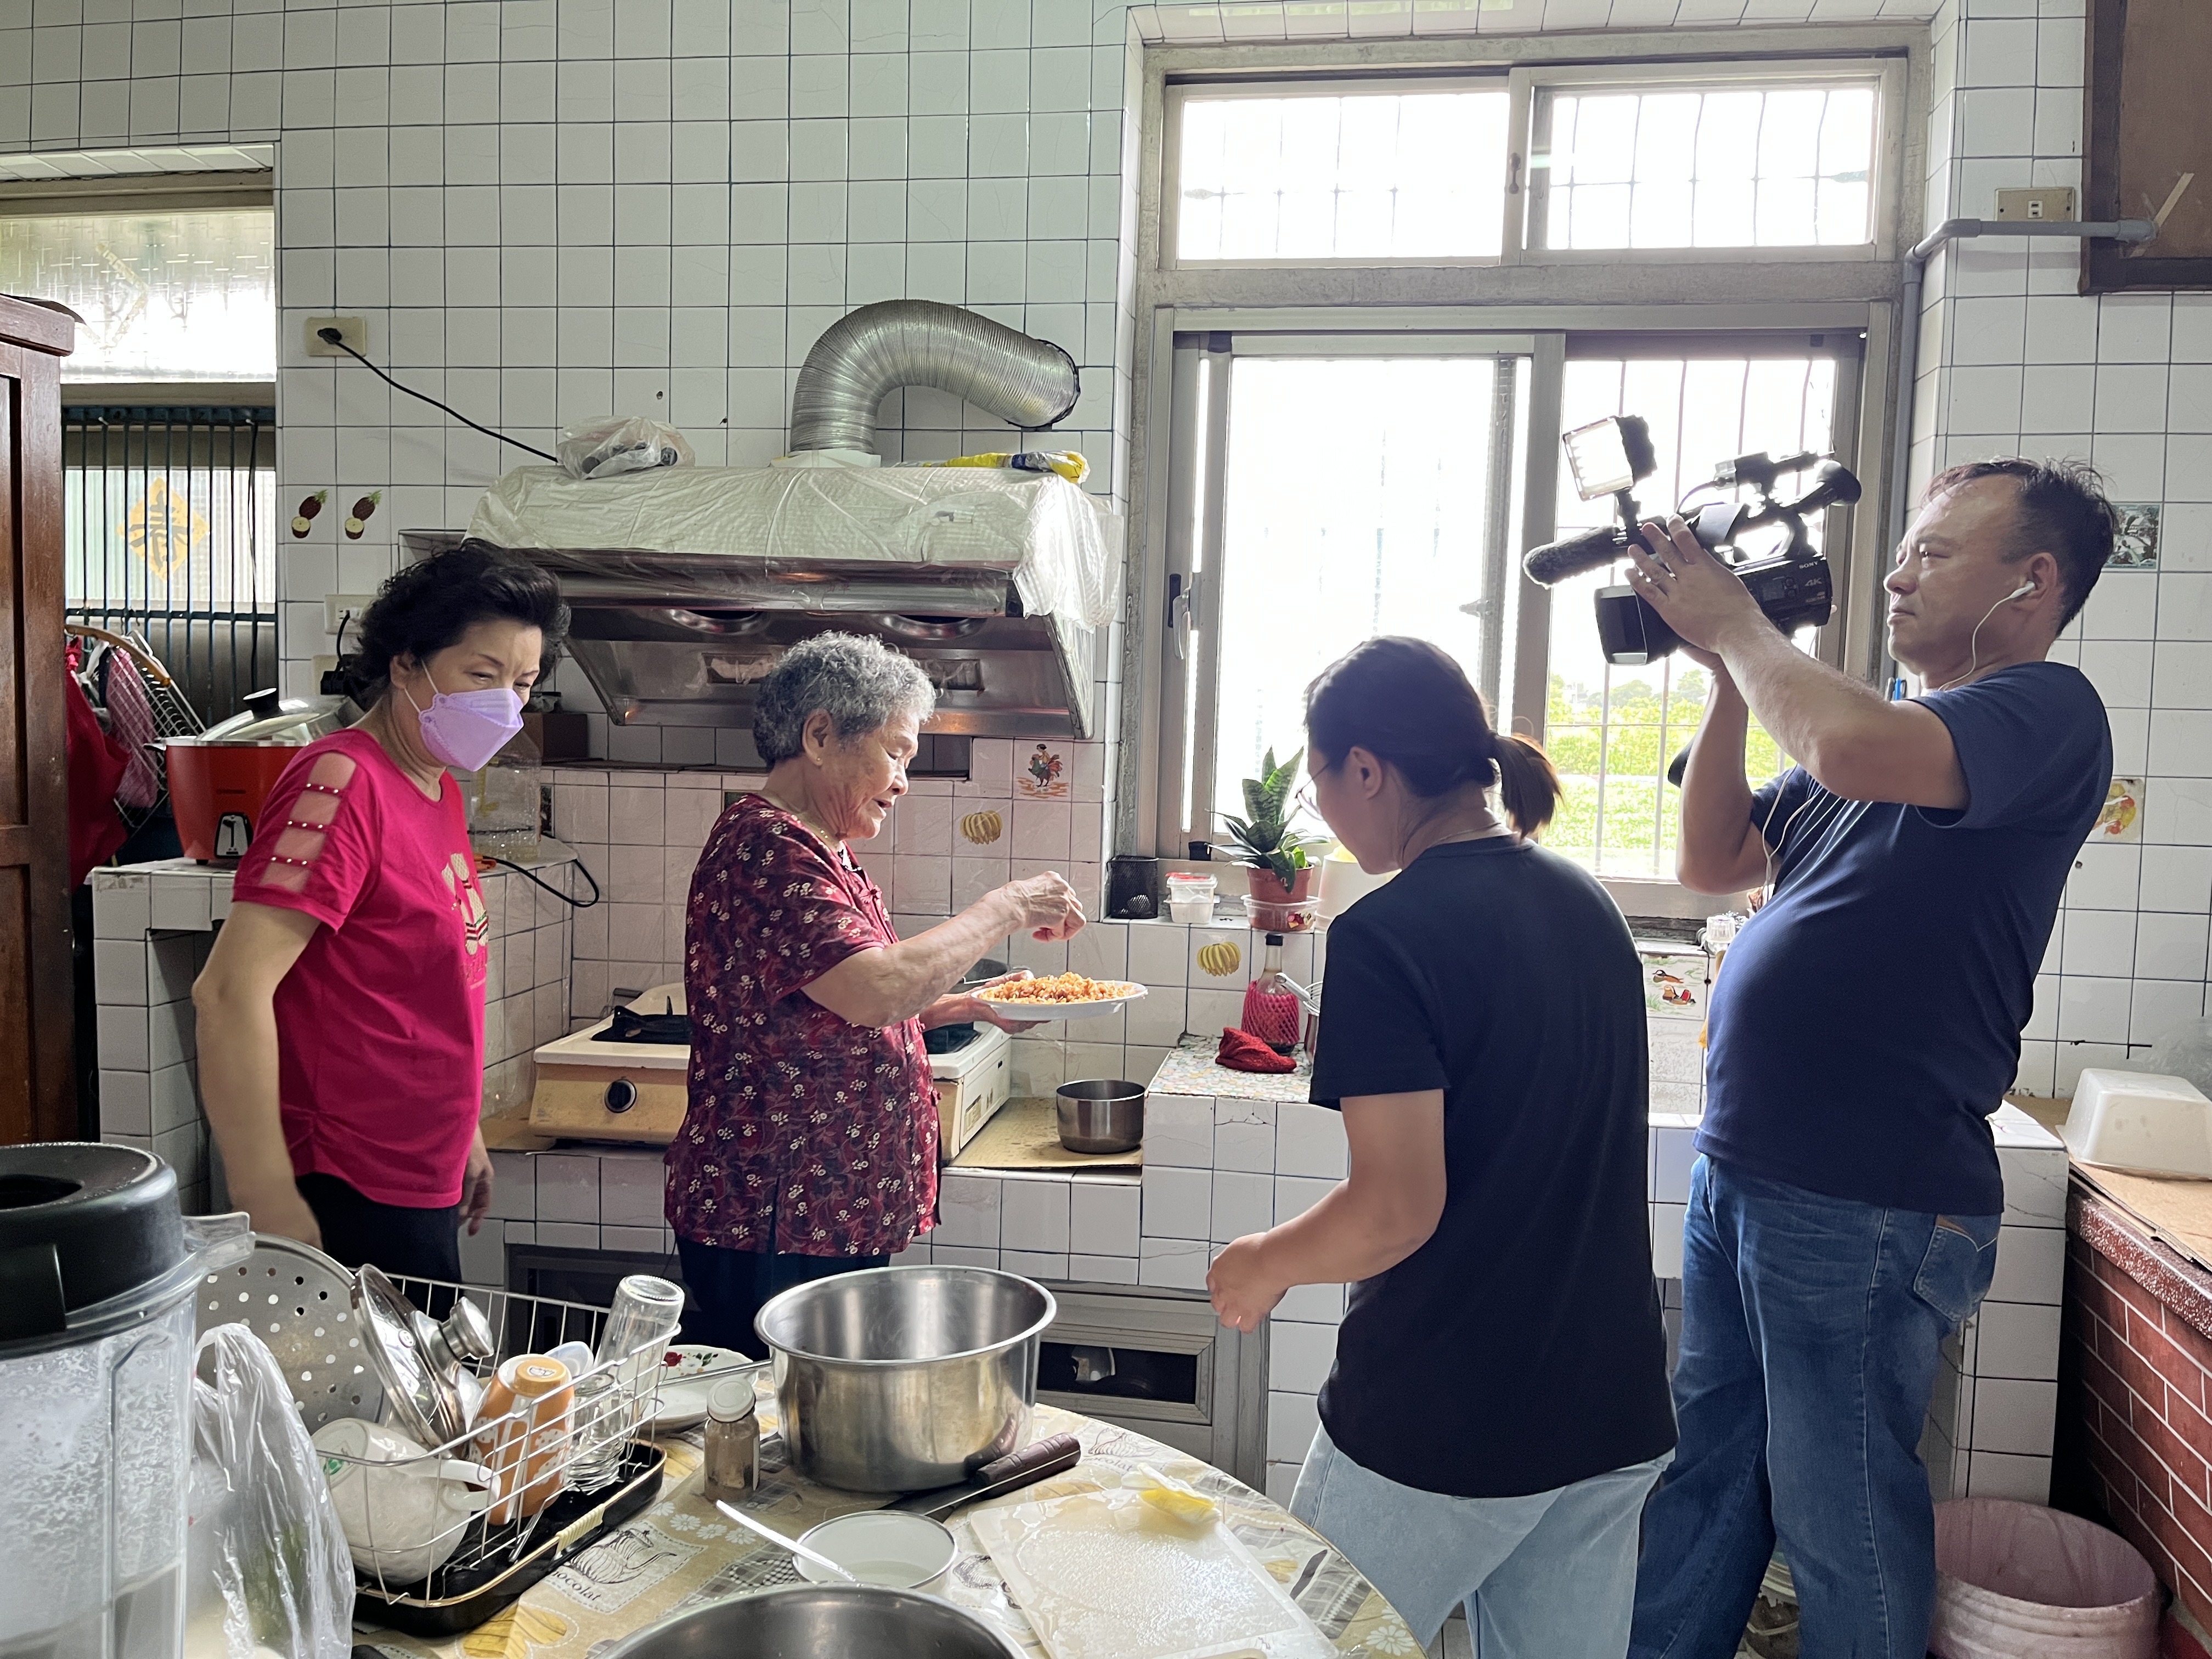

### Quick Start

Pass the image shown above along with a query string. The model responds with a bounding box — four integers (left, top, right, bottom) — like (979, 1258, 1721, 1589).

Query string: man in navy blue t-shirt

(1620, 460, 2116, 1659)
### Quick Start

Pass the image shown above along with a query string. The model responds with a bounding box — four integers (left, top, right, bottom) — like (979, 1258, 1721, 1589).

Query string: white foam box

(2061, 1070, 2212, 1178)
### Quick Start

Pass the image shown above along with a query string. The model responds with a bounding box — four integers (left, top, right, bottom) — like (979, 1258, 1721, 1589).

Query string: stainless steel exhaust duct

(788, 300, 1080, 456)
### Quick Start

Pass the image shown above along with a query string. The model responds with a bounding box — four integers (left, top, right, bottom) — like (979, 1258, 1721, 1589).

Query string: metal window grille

(1544, 353, 1841, 876)
(63, 404, 278, 729)
(1534, 82, 1880, 251)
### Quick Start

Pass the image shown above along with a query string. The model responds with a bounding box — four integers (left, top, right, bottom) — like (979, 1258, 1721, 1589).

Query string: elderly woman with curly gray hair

(665, 631, 1085, 1351)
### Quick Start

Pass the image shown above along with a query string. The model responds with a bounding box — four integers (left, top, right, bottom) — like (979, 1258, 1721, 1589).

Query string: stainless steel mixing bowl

(755, 1265, 1057, 1492)
(600, 1584, 1026, 1659)
(1055, 1079, 1146, 1153)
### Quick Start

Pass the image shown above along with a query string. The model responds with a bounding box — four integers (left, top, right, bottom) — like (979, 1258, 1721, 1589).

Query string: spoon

(714, 1499, 858, 1583)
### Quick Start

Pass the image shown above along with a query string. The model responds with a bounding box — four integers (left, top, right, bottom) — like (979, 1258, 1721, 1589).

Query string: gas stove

(527, 982, 1012, 1158)
(928, 1020, 1014, 1160)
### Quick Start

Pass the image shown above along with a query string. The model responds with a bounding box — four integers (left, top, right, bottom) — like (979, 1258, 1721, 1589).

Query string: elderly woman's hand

(1005, 871, 1085, 941)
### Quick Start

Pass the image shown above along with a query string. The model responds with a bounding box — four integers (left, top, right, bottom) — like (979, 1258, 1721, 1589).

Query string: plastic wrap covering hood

(788, 300, 1079, 456)
(468, 463, 1119, 628)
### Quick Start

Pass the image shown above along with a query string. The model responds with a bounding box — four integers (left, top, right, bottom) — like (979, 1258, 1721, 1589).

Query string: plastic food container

(2061, 1069, 2212, 1177)
(1165, 872, 1216, 923)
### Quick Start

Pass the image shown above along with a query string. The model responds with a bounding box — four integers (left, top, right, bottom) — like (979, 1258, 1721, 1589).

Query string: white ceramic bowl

(312, 1417, 496, 1586)
(793, 1510, 958, 1590)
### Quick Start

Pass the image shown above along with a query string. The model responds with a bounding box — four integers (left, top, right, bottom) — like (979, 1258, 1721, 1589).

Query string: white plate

(649, 1345, 761, 1432)
(974, 984, 1148, 1023)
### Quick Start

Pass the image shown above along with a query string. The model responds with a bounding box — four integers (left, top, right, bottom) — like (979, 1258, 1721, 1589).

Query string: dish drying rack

(199, 1252, 668, 1636)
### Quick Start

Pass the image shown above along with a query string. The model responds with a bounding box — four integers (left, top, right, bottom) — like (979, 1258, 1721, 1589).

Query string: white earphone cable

(1931, 579, 2038, 694)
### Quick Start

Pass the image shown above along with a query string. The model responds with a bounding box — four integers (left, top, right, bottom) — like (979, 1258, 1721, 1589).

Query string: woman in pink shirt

(194, 546, 568, 1282)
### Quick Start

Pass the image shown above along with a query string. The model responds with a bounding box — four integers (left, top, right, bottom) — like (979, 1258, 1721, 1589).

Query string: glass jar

(565, 1368, 627, 1494)
(702, 1379, 759, 1505)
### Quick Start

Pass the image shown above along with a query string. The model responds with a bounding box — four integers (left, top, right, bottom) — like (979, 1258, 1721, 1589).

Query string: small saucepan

(1055, 1080, 1145, 1154)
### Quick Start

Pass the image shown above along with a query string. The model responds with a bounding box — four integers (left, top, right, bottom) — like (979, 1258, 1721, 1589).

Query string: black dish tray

(354, 1445, 664, 1637)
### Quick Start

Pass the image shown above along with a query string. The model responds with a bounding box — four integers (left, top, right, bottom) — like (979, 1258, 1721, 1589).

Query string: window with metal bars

(1544, 343, 1858, 877)
(63, 404, 278, 729)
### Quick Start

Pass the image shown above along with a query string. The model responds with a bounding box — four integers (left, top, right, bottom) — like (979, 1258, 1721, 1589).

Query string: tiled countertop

(1149, 1035, 1316, 1102)
(448, 1058, 2069, 1513)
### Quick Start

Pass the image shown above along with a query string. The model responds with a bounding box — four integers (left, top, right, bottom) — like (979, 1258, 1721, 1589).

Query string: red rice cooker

(164, 691, 353, 862)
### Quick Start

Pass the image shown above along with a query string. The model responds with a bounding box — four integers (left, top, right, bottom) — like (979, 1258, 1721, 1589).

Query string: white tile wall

(87, 858, 575, 1217)
(1920, 1, 2212, 1099)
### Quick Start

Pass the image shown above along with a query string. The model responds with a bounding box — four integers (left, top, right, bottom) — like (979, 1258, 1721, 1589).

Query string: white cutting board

(971, 1487, 1335, 1659)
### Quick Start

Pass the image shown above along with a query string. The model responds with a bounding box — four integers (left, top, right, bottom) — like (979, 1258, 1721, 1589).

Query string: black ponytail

(1304, 636, 1563, 837)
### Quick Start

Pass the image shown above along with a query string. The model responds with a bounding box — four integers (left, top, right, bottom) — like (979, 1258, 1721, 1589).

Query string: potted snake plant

(1218, 748, 1327, 904)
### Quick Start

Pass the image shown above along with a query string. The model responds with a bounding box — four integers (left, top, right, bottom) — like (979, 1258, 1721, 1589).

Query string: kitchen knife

(889, 1432, 1082, 1520)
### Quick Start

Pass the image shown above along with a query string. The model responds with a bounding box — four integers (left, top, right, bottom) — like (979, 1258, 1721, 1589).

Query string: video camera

(1521, 414, 1863, 667)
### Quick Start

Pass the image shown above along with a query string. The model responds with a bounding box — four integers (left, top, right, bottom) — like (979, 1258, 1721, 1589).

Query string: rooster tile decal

(1019, 744, 1068, 799)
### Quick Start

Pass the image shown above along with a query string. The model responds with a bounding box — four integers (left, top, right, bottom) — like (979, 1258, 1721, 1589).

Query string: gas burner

(596, 1005, 691, 1045)
(924, 1022, 979, 1056)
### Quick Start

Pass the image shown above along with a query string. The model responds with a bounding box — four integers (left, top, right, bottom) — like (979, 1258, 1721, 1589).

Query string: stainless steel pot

(600, 1584, 1026, 1659)
(1056, 1079, 1145, 1154)
(755, 1265, 1055, 1492)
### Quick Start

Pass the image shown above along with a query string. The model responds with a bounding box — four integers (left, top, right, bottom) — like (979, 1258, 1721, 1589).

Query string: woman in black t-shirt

(1209, 637, 1674, 1656)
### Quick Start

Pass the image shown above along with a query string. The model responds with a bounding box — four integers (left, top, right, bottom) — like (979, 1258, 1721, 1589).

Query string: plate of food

(974, 972, 1149, 1022)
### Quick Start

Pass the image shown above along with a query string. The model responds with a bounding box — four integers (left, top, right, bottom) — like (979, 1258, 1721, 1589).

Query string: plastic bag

(555, 416, 694, 480)
(185, 1325, 354, 1659)
(2142, 1018, 2212, 1099)
(1930, 1498, 2158, 1659)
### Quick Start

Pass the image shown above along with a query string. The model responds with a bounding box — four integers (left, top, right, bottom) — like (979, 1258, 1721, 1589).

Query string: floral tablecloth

(355, 1398, 1418, 1659)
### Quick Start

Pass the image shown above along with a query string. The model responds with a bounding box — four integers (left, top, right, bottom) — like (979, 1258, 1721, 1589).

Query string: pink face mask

(406, 682, 524, 772)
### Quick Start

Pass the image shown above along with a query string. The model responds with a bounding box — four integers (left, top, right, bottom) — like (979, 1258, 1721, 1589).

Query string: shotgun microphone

(1521, 524, 1634, 588)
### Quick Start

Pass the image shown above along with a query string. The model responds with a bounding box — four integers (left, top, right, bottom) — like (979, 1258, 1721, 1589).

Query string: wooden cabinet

(0, 294, 75, 1144)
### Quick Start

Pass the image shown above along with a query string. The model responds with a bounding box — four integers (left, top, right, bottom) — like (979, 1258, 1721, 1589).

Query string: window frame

(1164, 71, 1516, 271)
(1153, 331, 1536, 856)
(1509, 55, 1908, 267)
(1147, 319, 1873, 871)
(0, 165, 277, 403)
(1119, 26, 1928, 908)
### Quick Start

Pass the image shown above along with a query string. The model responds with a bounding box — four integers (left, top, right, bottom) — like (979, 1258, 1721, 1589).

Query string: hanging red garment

(99, 647, 163, 810)
(65, 669, 131, 883)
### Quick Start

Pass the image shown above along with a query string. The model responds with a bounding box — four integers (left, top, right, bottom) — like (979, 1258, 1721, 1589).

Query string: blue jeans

(1292, 1424, 1669, 1654)
(1630, 1156, 1999, 1659)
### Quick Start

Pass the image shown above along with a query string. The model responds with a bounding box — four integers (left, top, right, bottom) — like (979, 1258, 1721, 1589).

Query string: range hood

(403, 528, 1099, 737)
(425, 301, 1113, 740)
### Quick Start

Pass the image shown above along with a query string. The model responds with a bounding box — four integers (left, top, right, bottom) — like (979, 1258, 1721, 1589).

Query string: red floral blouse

(666, 794, 938, 1257)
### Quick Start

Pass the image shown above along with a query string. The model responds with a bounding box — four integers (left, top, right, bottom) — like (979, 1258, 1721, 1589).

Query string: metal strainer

(195, 1234, 385, 1430)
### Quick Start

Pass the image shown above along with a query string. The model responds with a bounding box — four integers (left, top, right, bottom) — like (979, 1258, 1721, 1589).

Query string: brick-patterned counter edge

(2073, 1185, 2212, 1348)
(2064, 1182, 2212, 1633)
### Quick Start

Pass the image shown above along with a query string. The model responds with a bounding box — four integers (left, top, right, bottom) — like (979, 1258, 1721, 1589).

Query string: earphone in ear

(2007, 580, 2037, 601)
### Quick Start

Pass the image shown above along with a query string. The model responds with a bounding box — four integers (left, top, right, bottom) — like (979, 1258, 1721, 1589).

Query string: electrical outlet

(323, 594, 379, 637)
(304, 316, 368, 357)
(1994, 187, 2075, 223)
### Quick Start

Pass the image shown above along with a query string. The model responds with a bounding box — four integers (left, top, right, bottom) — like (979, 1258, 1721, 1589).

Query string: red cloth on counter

(65, 670, 129, 883)
(230, 729, 489, 1209)
(1216, 1026, 1296, 1074)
